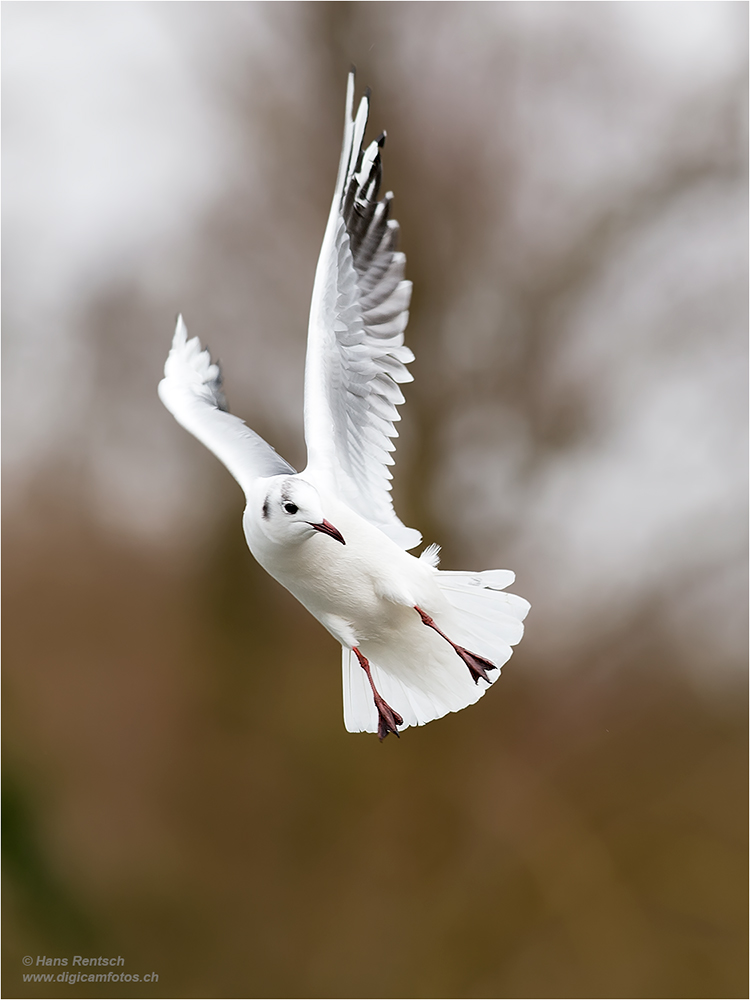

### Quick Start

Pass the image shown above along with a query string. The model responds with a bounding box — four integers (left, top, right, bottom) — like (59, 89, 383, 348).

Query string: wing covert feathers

(159, 316, 295, 498)
(304, 71, 419, 550)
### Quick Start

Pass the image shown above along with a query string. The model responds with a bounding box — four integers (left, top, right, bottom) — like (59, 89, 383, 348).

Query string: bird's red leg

(353, 647, 403, 741)
(414, 606, 497, 685)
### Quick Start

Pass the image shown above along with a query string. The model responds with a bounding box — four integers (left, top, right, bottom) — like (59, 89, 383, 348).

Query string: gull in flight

(159, 72, 529, 740)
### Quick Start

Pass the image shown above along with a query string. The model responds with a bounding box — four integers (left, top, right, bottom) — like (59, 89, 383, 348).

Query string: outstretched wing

(303, 72, 420, 550)
(158, 315, 295, 499)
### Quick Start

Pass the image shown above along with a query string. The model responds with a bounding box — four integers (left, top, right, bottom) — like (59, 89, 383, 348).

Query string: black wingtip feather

(339, 83, 404, 288)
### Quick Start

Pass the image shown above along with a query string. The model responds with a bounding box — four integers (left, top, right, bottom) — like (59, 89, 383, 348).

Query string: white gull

(158, 71, 530, 740)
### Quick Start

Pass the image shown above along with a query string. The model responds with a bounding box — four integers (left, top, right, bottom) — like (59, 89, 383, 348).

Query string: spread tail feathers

(342, 568, 530, 733)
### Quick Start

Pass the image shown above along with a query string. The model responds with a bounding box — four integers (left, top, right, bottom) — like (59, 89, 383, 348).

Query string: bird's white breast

(242, 497, 445, 648)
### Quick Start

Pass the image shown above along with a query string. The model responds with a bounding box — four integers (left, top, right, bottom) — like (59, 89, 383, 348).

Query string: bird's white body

(242, 475, 526, 732)
(159, 73, 529, 737)
(244, 481, 436, 647)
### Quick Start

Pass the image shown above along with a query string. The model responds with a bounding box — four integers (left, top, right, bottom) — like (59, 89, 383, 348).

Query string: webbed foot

(374, 695, 403, 741)
(415, 606, 498, 685)
(353, 647, 403, 741)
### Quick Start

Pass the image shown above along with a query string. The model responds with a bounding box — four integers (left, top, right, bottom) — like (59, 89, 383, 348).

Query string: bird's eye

(283, 502, 298, 515)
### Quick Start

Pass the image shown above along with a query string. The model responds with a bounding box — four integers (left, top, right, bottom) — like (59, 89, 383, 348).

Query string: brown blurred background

(3, 4, 747, 998)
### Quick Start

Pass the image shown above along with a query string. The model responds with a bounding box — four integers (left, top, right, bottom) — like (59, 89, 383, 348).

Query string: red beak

(310, 519, 346, 545)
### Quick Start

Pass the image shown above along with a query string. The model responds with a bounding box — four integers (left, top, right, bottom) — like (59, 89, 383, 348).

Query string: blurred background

(3, 3, 747, 997)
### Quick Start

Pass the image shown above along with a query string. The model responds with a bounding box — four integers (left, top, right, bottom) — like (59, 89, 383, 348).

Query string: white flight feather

(341, 564, 530, 733)
(303, 72, 420, 550)
(158, 316, 294, 497)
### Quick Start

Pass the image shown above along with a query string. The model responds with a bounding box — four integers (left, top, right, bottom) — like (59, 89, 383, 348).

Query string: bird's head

(256, 476, 346, 547)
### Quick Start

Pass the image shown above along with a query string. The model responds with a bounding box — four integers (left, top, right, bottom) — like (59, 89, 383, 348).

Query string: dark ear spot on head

(262, 497, 270, 520)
